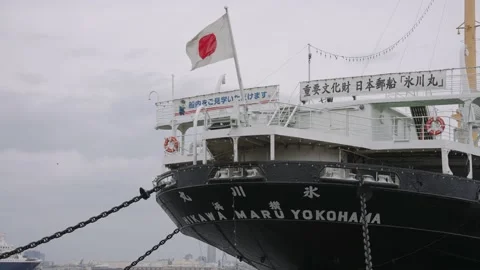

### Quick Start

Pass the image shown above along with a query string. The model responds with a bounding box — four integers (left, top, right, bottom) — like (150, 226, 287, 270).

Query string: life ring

(425, 117, 445, 136)
(164, 136, 179, 153)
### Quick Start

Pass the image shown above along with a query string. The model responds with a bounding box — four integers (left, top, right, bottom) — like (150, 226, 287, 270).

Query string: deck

(152, 67, 480, 178)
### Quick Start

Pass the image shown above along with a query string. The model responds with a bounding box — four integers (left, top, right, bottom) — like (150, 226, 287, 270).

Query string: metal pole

(224, 7, 249, 125)
(171, 74, 176, 137)
(308, 43, 311, 81)
(192, 105, 205, 165)
(270, 135, 275, 160)
(304, 43, 312, 104)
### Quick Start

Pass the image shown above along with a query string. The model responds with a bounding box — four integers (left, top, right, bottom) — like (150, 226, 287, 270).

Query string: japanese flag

(186, 14, 234, 70)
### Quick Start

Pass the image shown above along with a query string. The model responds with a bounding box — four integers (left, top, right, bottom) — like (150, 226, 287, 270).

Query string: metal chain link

(0, 186, 163, 260)
(359, 178, 373, 270)
(124, 228, 180, 270)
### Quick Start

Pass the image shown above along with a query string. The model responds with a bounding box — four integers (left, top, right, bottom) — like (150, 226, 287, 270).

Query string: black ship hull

(156, 161, 480, 269)
(0, 261, 41, 270)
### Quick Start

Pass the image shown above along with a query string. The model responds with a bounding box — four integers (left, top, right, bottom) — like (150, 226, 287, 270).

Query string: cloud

(0, 148, 200, 263)
(69, 48, 101, 58)
(124, 49, 150, 60)
(16, 72, 47, 85)
(0, 0, 473, 264)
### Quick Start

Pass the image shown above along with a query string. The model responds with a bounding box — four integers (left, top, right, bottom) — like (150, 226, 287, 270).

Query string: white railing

(162, 132, 215, 164)
(155, 100, 279, 129)
(163, 105, 478, 163)
(162, 133, 200, 156)
(246, 101, 479, 147)
(155, 68, 480, 129)
(384, 67, 480, 99)
(155, 67, 480, 154)
(155, 100, 174, 128)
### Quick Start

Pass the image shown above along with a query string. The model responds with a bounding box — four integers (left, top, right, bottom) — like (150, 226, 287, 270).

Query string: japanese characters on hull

(300, 69, 447, 101)
(177, 185, 381, 227)
(172, 85, 279, 117)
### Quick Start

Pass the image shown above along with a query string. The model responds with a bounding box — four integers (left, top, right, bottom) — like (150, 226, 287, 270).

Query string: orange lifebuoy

(425, 117, 445, 136)
(164, 136, 179, 153)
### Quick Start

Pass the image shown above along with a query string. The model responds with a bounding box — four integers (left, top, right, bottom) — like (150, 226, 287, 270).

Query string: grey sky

(0, 0, 476, 264)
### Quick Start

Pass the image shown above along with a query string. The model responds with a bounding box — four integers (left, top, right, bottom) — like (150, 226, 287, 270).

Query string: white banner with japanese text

(299, 69, 447, 101)
(173, 85, 279, 117)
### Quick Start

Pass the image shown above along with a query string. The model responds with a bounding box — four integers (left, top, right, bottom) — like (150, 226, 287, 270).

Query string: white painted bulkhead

(288, 104, 414, 142)
(155, 67, 480, 181)
(162, 104, 424, 165)
(238, 104, 414, 162)
(241, 144, 339, 163)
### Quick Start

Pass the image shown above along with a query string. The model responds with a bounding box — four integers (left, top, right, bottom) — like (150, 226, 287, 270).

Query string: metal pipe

(232, 137, 239, 162)
(193, 105, 205, 165)
(270, 135, 275, 160)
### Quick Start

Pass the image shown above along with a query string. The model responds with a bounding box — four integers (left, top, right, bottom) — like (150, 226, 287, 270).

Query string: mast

(464, 0, 477, 92)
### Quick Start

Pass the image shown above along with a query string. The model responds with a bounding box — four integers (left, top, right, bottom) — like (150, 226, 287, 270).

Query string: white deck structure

(153, 67, 480, 180)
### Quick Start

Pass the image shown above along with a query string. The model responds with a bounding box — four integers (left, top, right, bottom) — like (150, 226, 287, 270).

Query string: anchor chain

(358, 177, 373, 270)
(0, 186, 163, 260)
(124, 228, 180, 270)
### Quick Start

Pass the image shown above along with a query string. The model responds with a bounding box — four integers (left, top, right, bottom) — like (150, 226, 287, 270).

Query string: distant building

(24, 250, 45, 261)
(206, 245, 216, 263)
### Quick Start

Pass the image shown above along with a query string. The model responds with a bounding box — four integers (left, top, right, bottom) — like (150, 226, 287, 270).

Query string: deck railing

(156, 67, 480, 160)
(383, 67, 479, 98)
(250, 102, 478, 145)
(161, 105, 478, 162)
(155, 67, 480, 129)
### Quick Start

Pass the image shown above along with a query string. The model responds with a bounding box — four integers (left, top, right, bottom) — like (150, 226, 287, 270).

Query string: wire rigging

(361, 0, 402, 75)
(254, 45, 308, 87)
(309, 0, 436, 63)
(396, 0, 426, 71)
(429, 0, 448, 69)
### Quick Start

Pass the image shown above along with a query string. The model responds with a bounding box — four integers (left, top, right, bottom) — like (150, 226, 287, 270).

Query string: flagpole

(224, 6, 249, 126)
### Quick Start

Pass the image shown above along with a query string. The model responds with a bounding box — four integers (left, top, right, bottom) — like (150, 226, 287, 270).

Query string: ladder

(410, 106, 433, 140)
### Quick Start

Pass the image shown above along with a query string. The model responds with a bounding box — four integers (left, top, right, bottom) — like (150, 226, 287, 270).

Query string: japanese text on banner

(299, 70, 447, 101)
(173, 85, 278, 116)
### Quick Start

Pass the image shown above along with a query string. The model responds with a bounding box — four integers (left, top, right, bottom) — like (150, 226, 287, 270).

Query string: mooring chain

(359, 177, 373, 270)
(124, 228, 180, 270)
(0, 185, 163, 260)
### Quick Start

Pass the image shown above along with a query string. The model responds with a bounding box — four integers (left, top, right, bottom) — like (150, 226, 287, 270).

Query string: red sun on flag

(198, 33, 217, 59)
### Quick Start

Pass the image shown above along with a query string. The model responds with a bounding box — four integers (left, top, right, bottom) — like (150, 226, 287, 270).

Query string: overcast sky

(0, 0, 477, 264)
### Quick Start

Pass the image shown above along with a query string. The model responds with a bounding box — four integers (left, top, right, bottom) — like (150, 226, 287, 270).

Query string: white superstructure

(0, 233, 42, 265)
(153, 67, 480, 181)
